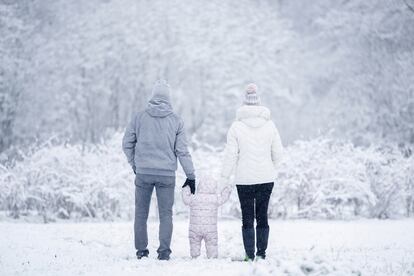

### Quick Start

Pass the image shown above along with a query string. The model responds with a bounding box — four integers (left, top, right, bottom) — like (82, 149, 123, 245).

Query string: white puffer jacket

(221, 105, 283, 185)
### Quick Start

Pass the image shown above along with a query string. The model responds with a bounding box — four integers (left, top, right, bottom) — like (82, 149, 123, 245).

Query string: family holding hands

(122, 80, 283, 261)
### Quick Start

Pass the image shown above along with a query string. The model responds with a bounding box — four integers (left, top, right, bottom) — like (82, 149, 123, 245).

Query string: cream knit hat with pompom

(244, 83, 260, 105)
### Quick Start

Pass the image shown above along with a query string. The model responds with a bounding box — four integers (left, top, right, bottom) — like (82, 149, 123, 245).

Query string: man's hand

(182, 178, 196, 194)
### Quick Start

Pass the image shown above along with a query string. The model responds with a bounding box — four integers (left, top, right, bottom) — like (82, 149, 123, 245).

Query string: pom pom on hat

(246, 83, 258, 94)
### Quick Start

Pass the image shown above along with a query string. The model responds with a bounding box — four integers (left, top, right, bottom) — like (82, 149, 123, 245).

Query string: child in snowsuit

(182, 177, 232, 258)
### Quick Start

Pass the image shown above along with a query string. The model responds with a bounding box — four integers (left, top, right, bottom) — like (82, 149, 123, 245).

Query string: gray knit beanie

(244, 83, 260, 105)
(151, 79, 171, 102)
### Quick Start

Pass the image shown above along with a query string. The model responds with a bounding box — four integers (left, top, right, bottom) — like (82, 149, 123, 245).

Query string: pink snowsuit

(182, 177, 231, 258)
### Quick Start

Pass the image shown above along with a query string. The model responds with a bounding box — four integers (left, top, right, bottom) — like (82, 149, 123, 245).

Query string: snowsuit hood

(236, 105, 271, 128)
(197, 177, 218, 195)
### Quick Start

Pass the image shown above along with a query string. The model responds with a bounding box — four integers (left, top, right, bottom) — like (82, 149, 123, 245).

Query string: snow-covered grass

(1, 219, 414, 276)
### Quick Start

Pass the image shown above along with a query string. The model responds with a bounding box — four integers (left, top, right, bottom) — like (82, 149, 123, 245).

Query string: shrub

(0, 134, 412, 221)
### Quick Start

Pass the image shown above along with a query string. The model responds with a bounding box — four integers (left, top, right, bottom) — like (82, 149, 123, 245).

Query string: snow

(1, 219, 414, 276)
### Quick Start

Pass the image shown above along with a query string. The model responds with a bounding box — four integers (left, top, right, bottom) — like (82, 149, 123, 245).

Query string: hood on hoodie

(236, 105, 271, 128)
(146, 80, 173, 118)
(146, 98, 173, 118)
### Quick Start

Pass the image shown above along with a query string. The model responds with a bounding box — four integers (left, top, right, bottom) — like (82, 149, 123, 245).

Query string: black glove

(132, 166, 136, 175)
(182, 178, 196, 194)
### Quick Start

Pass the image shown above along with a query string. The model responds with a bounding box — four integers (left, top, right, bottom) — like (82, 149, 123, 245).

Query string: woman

(221, 83, 283, 261)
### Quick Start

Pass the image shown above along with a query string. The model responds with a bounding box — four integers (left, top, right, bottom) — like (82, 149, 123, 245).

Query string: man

(122, 80, 196, 261)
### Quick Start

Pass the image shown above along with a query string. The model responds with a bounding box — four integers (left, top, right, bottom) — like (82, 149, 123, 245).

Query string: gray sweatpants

(134, 174, 175, 255)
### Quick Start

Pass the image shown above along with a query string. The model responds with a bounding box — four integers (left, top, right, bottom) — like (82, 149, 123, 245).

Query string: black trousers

(236, 182, 274, 229)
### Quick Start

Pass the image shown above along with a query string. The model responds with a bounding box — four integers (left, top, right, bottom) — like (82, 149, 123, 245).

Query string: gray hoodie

(122, 86, 195, 179)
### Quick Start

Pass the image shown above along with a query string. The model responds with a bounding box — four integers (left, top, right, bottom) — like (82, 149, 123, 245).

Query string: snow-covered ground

(1, 219, 414, 276)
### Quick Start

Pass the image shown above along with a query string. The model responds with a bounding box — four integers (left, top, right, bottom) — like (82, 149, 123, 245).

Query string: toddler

(182, 177, 231, 258)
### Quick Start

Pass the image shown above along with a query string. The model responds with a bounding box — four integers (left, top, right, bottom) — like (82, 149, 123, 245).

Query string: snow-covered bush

(0, 133, 135, 222)
(271, 139, 413, 219)
(0, 133, 412, 221)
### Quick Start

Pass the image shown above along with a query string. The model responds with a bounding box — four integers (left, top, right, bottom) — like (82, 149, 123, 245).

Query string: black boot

(242, 227, 255, 260)
(256, 227, 269, 259)
(157, 250, 171, 261)
(136, 249, 149, 259)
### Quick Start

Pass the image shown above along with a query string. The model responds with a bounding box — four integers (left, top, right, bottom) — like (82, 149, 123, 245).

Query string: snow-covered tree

(0, 1, 32, 154)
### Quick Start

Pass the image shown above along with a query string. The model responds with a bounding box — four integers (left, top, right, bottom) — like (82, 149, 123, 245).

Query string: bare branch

(403, 0, 414, 13)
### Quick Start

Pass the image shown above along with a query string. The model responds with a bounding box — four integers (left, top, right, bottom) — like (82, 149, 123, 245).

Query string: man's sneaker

(136, 249, 149, 259)
(157, 252, 170, 261)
